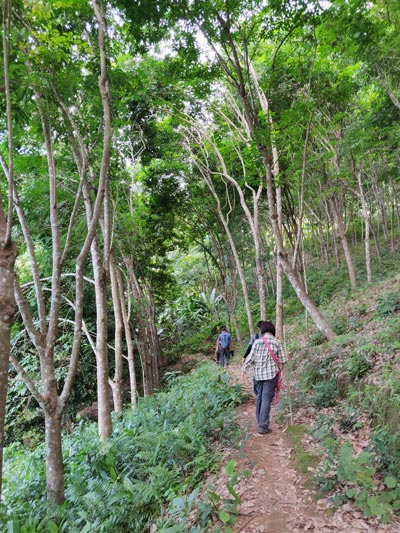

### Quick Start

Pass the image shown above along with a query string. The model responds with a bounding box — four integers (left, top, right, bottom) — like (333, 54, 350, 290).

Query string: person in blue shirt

(215, 326, 233, 367)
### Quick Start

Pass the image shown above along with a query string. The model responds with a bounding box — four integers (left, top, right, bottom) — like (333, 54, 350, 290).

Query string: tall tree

(186, 0, 336, 340)
(0, 0, 112, 503)
(0, 0, 17, 500)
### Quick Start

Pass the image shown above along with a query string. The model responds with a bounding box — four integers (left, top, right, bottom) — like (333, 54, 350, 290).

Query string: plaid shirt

(242, 333, 288, 381)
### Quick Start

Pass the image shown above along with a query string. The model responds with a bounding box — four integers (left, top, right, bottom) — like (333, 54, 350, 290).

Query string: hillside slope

(275, 268, 400, 527)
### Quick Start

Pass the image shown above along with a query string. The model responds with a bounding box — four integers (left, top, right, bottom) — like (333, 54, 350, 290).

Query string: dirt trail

(217, 363, 400, 533)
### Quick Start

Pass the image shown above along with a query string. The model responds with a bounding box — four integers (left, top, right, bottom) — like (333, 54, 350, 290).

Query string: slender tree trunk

(0, 0, 113, 506)
(109, 256, 123, 414)
(148, 288, 161, 382)
(197, 5, 335, 340)
(356, 173, 372, 283)
(329, 196, 357, 289)
(0, 239, 17, 500)
(264, 160, 336, 341)
(371, 168, 388, 241)
(125, 257, 159, 396)
(205, 176, 254, 335)
(389, 177, 397, 253)
(249, 67, 334, 339)
(91, 0, 113, 439)
(226, 253, 242, 342)
(115, 264, 137, 406)
(92, 242, 112, 439)
(0, 0, 17, 499)
(183, 129, 254, 335)
(275, 185, 284, 340)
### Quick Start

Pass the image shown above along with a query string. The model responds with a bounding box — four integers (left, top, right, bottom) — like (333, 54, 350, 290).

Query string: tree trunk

(109, 256, 123, 414)
(125, 256, 160, 396)
(0, 240, 17, 499)
(329, 196, 357, 289)
(354, 172, 372, 283)
(183, 129, 254, 335)
(275, 185, 284, 340)
(264, 160, 336, 341)
(82, 0, 113, 439)
(247, 63, 335, 340)
(44, 409, 64, 505)
(371, 168, 388, 241)
(0, 0, 17, 499)
(92, 242, 112, 439)
(115, 265, 137, 406)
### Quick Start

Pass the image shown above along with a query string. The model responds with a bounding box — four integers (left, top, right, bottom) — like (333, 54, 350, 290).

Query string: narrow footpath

(211, 363, 400, 533)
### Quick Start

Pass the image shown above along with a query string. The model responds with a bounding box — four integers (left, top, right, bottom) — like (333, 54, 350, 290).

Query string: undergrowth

(294, 268, 400, 524)
(0, 364, 242, 533)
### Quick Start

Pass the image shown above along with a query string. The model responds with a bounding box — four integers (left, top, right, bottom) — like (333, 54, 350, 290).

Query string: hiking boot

(258, 428, 272, 434)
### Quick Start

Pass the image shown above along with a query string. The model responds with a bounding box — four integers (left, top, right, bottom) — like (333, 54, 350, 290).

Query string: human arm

(241, 344, 256, 379)
(242, 343, 252, 360)
(276, 340, 288, 366)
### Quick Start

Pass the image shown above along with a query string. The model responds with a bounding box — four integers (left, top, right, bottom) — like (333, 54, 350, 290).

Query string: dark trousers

(255, 374, 278, 431)
(217, 347, 230, 367)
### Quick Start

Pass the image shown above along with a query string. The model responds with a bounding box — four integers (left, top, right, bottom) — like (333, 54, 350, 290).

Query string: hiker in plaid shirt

(241, 320, 288, 434)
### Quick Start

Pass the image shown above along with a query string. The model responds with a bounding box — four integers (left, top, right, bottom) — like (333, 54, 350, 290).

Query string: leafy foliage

(1, 364, 242, 532)
(158, 459, 249, 532)
(376, 292, 400, 317)
(316, 439, 400, 523)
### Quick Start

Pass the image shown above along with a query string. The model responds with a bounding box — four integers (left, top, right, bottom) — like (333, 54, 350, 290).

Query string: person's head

(220, 326, 227, 332)
(260, 320, 275, 336)
(256, 320, 262, 330)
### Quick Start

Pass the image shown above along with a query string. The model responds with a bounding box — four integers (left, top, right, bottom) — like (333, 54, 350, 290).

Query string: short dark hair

(256, 320, 262, 328)
(260, 320, 275, 336)
(220, 326, 227, 332)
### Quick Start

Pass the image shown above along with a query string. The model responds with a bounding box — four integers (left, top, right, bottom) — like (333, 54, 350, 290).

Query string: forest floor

(203, 362, 400, 533)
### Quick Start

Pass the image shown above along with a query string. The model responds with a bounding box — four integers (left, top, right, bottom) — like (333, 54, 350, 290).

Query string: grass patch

(286, 425, 320, 480)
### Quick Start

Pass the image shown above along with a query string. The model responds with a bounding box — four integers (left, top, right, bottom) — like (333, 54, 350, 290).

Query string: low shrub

(311, 378, 338, 408)
(376, 292, 400, 317)
(370, 429, 400, 480)
(316, 439, 400, 523)
(1, 364, 242, 533)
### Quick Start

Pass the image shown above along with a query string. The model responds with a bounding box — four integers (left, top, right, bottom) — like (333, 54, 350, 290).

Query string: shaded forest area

(0, 0, 399, 531)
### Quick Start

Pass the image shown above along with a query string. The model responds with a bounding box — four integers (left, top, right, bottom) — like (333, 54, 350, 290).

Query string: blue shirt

(218, 332, 231, 349)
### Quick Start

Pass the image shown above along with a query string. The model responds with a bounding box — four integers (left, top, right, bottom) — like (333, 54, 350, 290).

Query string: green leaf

(226, 482, 239, 501)
(384, 476, 397, 489)
(392, 500, 400, 511)
(172, 497, 186, 510)
(357, 451, 371, 465)
(366, 496, 379, 514)
(218, 510, 231, 524)
(109, 466, 117, 480)
(225, 459, 236, 476)
(80, 524, 93, 533)
(123, 477, 135, 494)
(346, 488, 356, 498)
(47, 520, 59, 533)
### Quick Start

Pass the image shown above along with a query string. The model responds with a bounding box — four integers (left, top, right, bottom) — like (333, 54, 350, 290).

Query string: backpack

(219, 332, 231, 349)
